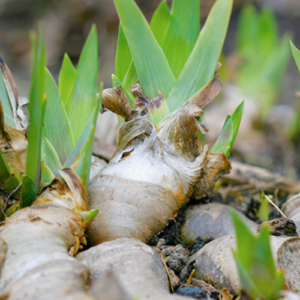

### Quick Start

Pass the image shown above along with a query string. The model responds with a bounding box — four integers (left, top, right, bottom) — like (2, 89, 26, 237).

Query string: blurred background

(1, 0, 300, 176)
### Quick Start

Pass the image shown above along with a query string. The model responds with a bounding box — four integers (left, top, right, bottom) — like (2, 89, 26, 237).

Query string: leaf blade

(59, 54, 77, 105)
(210, 115, 232, 156)
(65, 25, 98, 141)
(113, 0, 175, 98)
(64, 84, 101, 186)
(44, 68, 74, 163)
(0, 57, 17, 128)
(166, 0, 233, 111)
(291, 41, 300, 73)
(25, 31, 47, 188)
(20, 175, 38, 208)
(161, 0, 200, 78)
(41, 136, 62, 178)
(115, 24, 133, 83)
(211, 101, 244, 157)
(150, 0, 171, 45)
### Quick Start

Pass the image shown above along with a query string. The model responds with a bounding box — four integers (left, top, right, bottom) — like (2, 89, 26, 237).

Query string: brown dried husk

(190, 235, 300, 293)
(0, 101, 27, 174)
(0, 57, 28, 175)
(0, 169, 94, 300)
(88, 67, 231, 245)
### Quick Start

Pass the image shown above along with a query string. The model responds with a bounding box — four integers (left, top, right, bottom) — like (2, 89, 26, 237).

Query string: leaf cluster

(41, 26, 100, 189)
(0, 26, 100, 208)
(114, 0, 242, 156)
(114, 0, 232, 123)
(231, 210, 284, 300)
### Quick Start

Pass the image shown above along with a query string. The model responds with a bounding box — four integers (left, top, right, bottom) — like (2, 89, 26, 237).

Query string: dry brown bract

(0, 102, 27, 174)
(88, 67, 231, 245)
(0, 57, 28, 174)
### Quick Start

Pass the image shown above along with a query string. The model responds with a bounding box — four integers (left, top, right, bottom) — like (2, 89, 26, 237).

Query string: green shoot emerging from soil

(231, 209, 284, 300)
(113, 0, 242, 157)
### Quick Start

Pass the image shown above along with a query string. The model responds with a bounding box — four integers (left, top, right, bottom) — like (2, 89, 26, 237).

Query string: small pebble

(175, 287, 207, 299)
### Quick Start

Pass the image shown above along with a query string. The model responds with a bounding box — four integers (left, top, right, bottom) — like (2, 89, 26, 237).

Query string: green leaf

(0, 58, 15, 128)
(274, 271, 285, 299)
(257, 191, 269, 222)
(251, 226, 277, 297)
(150, 0, 171, 45)
(65, 25, 98, 141)
(0, 151, 11, 183)
(20, 175, 38, 208)
(148, 99, 170, 125)
(41, 136, 62, 177)
(63, 113, 94, 170)
(237, 5, 278, 63)
(115, 24, 133, 83)
(238, 34, 291, 115)
(26, 31, 47, 188)
(291, 41, 300, 73)
(76, 209, 99, 227)
(259, 8, 278, 59)
(40, 163, 55, 186)
(0, 152, 22, 197)
(118, 0, 171, 102)
(5, 201, 20, 217)
(230, 209, 256, 270)
(161, 0, 200, 78)
(44, 69, 74, 163)
(2, 169, 21, 193)
(69, 125, 95, 187)
(231, 209, 284, 300)
(69, 84, 102, 186)
(233, 254, 260, 300)
(59, 54, 77, 104)
(211, 115, 232, 156)
(122, 62, 138, 102)
(211, 101, 244, 157)
(236, 6, 291, 115)
(229, 100, 244, 148)
(113, 0, 175, 98)
(237, 4, 260, 61)
(166, 0, 232, 112)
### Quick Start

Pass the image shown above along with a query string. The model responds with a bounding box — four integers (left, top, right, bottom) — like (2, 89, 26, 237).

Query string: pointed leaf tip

(291, 41, 300, 74)
(76, 209, 99, 227)
(65, 25, 98, 141)
(59, 54, 77, 105)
